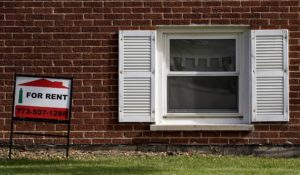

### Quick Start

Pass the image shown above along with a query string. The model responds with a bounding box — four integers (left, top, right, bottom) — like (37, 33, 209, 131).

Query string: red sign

(14, 76, 72, 121)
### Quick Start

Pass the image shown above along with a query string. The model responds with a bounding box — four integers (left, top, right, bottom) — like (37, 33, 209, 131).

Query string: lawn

(0, 155, 300, 175)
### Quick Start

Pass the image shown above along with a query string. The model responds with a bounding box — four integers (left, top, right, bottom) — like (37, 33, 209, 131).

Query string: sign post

(9, 75, 73, 159)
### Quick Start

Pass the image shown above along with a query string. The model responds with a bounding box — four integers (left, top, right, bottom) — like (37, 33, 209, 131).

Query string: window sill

(150, 124, 254, 131)
(163, 113, 242, 118)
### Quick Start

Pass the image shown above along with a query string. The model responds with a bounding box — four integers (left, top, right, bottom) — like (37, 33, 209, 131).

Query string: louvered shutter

(251, 30, 289, 122)
(119, 31, 155, 122)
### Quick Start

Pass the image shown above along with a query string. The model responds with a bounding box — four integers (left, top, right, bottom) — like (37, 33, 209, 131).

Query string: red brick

(123, 14, 143, 19)
(211, 19, 230, 24)
(261, 1, 280, 6)
(14, 47, 33, 53)
(73, 8, 93, 13)
(190, 138, 209, 144)
(280, 132, 299, 138)
(222, 13, 241, 18)
(85, 132, 104, 138)
(104, 2, 124, 7)
(230, 19, 249, 24)
(84, 2, 103, 7)
(5, 40, 24, 46)
(270, 7, 289, 12)
(104, 14, 123, 20)
(221, 132, 241, 137)
(241, 1, 261, 6)
(212, 7, 231, 13)
(150, 138, 170, 144)
(269, 124, 289, 131)
(0, 34, 12, 39)
(152, 8, 171, 13)
(54, 8, 73, 13)
(250, 19, 269, 25)
(232, 7, 250, 12)
(34, 21, 54, 27)
(124, 2, 142, 7)
(132, 20, 151, 26)
(203, 13, 222, 18)
(43, 67, 63, 73)
(112, 139, 132, 144)
(33, 34, 52, 39)
(144, 14, 163, 19)
(93, 8, 112, 13)
(172, 20, 191, 25)
(112, 8, 131, 13)
(261, 13, 280, 19)
(249, 139, 268, 144)
(73, 21, 92, 26)
(131, 8, 150, 13)
(203, 1, 221, 6)
(229, 138, 249, 145)
(73, 139, 92, 144)
(280, 13, 299, 19)
(183, 14, 201, 19)
(209, 138, 228, 144)
(36, 125, 55, 131)
(251, 7, 269, 12)
(163, 1, 182, 7)
(44, 2, 62, 7)
(290, 7, 300, 12)
(170, 138, 189, 144)
(81, 27, 100, 32)
(172, 7, 191, 13)
(280, 1, 299, 6)
(290, 31, 300, 37)
(0, 48, 13, 53)
(192, 7, 211, 13)
(94, 20, 112, 26)
(63, 1, 82, 7)
(6, 14, 25, 20)
(63, 67, 82, 73)
(222, 1, 240, 6)
(33, 8, 52, 13)
(260, 132, 280, 138)
(182, 1, 202, 6)
(191, 19, 210, 24)
(65, 14, 83, 20)
(114, 125, 133, 131)
(254, 124, 270, 131)
(3, 2, 23, 7)
(23, 2, 43, 7)
(144, 2, 162, 7)
(82, 40, 101, 46)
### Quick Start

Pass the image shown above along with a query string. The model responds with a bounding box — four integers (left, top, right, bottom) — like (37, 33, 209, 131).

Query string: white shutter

(251, 30, 289, 122)
(119, 30, 155, 122)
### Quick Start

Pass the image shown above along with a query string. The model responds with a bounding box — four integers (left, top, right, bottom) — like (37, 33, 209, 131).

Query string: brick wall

(0, 0, 300, 146)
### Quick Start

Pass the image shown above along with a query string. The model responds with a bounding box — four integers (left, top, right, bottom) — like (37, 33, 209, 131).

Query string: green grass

(1, 155, 300, 175)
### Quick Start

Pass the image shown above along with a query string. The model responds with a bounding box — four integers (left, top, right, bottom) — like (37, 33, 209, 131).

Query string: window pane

(170, 39, 236, 71)
(168, 76, 238, 113)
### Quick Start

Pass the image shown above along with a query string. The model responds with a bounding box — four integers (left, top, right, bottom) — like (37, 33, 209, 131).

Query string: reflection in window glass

(170, 39, 236, 71)
(185, 58, 195, 69)
(168, 76, 238, 113)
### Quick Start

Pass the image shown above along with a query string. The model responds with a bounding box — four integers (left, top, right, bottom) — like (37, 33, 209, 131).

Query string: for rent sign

(14, 75, 72, 121)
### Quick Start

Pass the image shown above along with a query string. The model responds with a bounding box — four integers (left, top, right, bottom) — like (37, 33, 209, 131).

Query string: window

(167, 37, 238, 114)
(157, 27, 251, 125)
(119, 27, 289, 130)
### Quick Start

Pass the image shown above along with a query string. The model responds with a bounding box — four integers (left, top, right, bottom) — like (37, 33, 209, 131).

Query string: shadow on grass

(0, 159, 160, 175)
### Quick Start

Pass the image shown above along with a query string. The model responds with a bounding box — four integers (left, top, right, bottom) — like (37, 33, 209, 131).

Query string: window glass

(170, 39, 236, 71)
(167, 76, 238, 113)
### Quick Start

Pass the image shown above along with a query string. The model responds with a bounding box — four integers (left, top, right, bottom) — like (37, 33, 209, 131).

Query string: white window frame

(156, 26, 251, 125)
